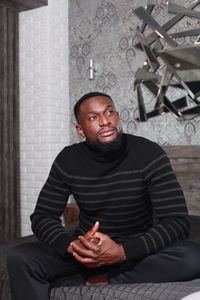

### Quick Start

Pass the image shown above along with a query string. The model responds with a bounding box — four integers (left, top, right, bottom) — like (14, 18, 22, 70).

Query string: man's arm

(30, 159, 73, 256)
(122, 144, 190, 261)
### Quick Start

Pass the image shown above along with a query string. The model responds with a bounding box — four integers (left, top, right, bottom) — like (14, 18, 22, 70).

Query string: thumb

(90, 221, 100, 235)
(85, 221, 100, 238)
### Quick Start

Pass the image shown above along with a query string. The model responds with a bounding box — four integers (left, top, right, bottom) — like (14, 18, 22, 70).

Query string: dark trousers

(7, 240, 200, 300)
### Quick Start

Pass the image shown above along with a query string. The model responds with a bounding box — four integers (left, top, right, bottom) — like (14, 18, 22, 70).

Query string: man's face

(76, 96, 120, 144)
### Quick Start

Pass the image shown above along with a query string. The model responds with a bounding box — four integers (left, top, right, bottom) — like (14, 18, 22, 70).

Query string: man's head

(74, 92, 122, 149)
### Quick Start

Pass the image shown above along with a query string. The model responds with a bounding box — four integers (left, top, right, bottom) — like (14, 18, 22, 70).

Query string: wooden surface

(64, 204, 80, 225)
(0, 4, 20, 242)
(164, 146, 200, 216)
(163, 146, 200, 159)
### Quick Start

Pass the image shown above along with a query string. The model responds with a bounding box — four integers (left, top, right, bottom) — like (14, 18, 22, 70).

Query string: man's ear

(76, 124, 85, 138)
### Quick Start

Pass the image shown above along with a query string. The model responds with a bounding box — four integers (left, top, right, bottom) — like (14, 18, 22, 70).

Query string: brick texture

(19, 0, 69, 236)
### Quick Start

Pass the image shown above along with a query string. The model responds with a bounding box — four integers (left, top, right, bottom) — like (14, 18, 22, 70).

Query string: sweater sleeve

(121, 143, 190, 261)
(30, 155, 74, 256)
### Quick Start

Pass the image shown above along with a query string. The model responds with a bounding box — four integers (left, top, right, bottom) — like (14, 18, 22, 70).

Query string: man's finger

(94, 231, 108, 242)
(71, 242, 98, 259)
(79, 236, 100, 250)
(88, 237, 100, 244)
(72, 252, 98, 264)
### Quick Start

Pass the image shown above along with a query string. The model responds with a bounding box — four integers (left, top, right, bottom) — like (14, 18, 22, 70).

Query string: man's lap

(7, 241, 88, 284)
(109, 240, 200, 283)
(8, 239, 200, 285)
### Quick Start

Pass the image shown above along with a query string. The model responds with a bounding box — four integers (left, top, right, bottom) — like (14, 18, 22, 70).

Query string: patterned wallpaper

(69, 0, 200, 145)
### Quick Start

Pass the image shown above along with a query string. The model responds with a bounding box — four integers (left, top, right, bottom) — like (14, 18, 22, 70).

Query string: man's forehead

(87, 104, 114, 115)
(80, 96, 114, 112)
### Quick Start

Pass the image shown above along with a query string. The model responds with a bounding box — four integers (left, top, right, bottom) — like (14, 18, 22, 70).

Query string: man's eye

(89, 116, 97, 121)
(106, 110, 114, 116)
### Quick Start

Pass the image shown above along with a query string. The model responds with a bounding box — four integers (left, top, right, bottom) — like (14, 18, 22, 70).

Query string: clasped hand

(67, 221, 126, 268)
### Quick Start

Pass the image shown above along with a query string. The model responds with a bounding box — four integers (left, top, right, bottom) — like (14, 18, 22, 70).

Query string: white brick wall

(19, 0, 69, 236)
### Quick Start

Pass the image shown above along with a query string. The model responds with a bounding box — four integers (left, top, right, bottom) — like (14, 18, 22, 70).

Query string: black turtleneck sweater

(31, 133, 189, 261)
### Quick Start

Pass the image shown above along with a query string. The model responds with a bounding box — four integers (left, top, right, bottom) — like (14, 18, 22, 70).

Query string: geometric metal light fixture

(134, 1, 200, 121)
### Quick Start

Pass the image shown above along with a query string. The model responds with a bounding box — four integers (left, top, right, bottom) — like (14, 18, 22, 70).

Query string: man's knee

(179, 241, 200, 278)
(7, 242, 39, 273)
(159, 240, 200, 280)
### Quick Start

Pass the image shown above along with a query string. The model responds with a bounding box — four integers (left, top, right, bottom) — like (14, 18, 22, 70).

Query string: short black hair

(74, 92, 113, 121)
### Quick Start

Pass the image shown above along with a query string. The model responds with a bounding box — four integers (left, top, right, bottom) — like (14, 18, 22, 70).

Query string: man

(7, 92, 200, 300)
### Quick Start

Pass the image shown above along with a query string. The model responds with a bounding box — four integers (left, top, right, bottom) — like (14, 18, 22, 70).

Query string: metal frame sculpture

(134, 1, 200, 121)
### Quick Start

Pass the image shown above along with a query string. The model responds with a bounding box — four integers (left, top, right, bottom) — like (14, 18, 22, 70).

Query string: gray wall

(69, 0, 200, 146)
(19, 0, 69, 236)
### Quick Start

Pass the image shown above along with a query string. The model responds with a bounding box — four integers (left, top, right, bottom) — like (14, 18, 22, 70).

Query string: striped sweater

(31, 133, 190, 261)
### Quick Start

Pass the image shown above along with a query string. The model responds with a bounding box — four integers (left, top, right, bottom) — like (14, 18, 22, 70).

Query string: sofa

(1, 213, 200, 300)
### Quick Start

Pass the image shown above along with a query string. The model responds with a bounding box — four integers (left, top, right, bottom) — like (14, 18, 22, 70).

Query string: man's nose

(99, 115, 110, 126)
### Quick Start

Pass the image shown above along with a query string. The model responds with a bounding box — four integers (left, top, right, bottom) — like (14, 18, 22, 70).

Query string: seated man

(7, 92, 200, 300)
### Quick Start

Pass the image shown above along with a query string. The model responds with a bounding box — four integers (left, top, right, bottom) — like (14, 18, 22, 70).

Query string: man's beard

(87, 127, 123, 153)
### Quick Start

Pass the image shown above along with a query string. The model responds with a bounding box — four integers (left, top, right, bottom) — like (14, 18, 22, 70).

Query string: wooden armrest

(64, 204, 80, 225)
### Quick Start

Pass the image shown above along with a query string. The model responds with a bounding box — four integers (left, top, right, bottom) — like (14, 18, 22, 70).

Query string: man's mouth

(98, 128, 116, 137)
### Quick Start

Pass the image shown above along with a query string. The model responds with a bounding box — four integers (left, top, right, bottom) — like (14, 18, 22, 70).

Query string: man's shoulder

(54, 142, 84, 163)
(62, 141, 83, 152)
(125, 133, 166, 160)
(126, 133, 160, 148)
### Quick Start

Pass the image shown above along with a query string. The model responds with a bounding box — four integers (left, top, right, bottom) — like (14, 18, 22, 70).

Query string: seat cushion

(50, 279, 200, 300)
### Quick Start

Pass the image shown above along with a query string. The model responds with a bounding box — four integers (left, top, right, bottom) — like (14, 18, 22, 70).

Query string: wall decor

(134, 1, 200, 121)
